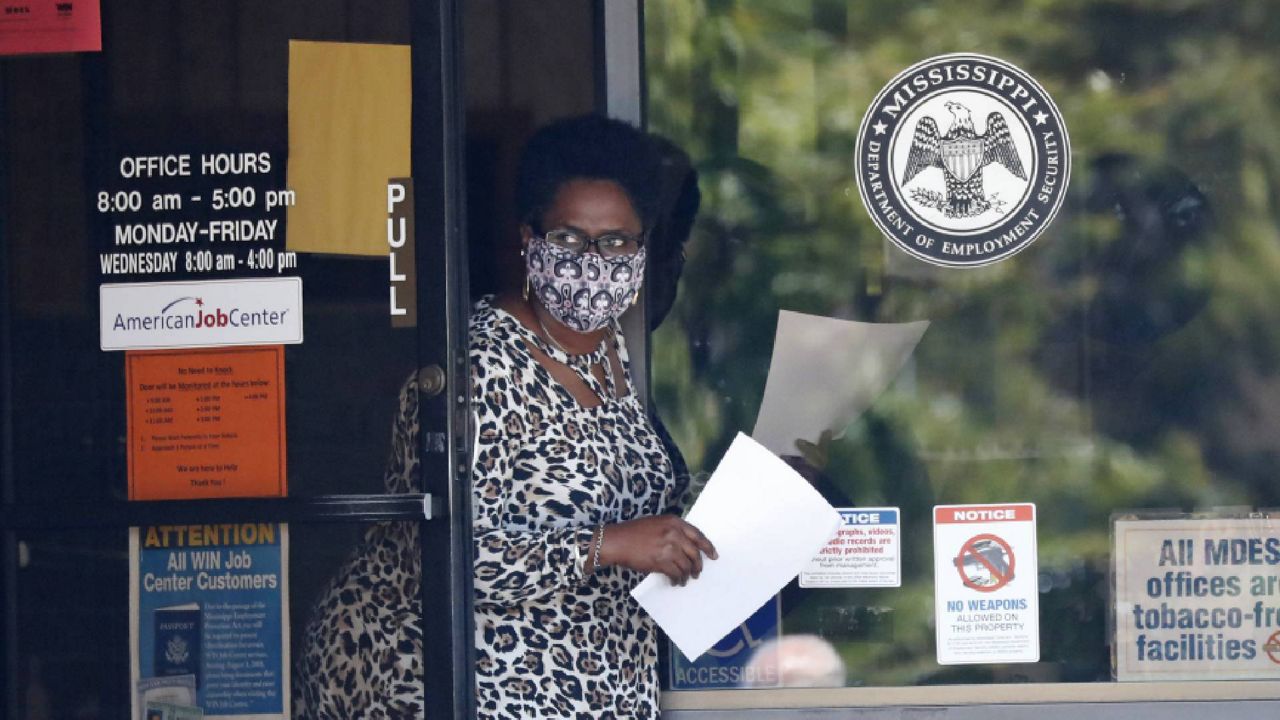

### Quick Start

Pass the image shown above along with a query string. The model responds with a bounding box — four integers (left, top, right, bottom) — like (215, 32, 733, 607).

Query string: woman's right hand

(598, 515, 718, 586)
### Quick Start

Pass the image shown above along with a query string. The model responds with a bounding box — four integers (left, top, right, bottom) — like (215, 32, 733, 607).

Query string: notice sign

(0, 0, 101, 56)
(1114, 516, 1280, 681)
(127, 346, 286, 500)
(933, 503, 1039, 664)
(801, 508, 901, 588)
(130, 523, 289, 719)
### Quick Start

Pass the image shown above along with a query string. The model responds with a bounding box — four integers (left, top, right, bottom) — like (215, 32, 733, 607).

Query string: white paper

(752, 310, 928, 457)
(631, 433, 841, 661)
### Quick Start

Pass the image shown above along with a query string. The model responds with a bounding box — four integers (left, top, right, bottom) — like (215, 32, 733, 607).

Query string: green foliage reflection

(647, 0, 1280, 687)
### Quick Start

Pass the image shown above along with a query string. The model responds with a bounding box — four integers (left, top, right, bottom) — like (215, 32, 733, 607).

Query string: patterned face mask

(525, 235, 646, 333)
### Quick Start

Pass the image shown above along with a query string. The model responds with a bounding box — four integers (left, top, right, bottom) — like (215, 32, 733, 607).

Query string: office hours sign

(933, 503, 1039, 664)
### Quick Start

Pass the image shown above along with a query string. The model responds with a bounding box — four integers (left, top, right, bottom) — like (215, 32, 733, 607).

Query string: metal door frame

(413, 0, 475, 716)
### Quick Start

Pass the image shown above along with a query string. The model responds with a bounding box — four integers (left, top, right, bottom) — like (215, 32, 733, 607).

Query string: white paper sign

(101, 277, 303, 351)
(933, 503, 1039, 664)
(632, 433, 841, 662)
(752, 310, 928, 457)
(1114, 516, 1280, 681)
(801, 507, 901, 588)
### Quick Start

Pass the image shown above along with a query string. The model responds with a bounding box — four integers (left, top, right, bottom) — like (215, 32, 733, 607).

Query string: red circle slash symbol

(1264, 632, 1280, 665)
(954, 533, 1015, 593)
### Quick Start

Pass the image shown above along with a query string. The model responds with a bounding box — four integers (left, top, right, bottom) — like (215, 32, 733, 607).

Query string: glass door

(0, 1, 473, 717)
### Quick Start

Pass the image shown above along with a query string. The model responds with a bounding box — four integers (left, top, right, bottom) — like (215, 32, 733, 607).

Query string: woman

(471, 114, 715, 718)
(295, 115, 713, 718)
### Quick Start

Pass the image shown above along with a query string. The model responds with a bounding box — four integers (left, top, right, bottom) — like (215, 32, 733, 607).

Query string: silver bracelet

(591, 524, 605, 572)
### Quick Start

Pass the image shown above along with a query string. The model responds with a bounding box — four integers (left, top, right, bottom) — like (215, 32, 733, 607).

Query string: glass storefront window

(646, 0, 1280, 692)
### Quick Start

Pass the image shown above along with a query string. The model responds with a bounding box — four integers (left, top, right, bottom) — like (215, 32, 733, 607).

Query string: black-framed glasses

(537, 227, 647, 258)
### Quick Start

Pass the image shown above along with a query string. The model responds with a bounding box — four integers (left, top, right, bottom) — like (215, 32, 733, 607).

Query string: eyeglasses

(537, 227, 646, 258)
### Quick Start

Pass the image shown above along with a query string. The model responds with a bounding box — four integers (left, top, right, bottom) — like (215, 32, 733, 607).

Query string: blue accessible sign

(670, 595, 781, 689)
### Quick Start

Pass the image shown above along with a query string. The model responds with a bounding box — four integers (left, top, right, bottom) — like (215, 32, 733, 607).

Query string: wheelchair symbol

(706, 620, 766, 658)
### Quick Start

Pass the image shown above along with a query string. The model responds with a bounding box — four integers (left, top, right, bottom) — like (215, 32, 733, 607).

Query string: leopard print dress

(471, 297, 684, 718)
(293, 376, 425, 718)
(294, 296, 686, 718)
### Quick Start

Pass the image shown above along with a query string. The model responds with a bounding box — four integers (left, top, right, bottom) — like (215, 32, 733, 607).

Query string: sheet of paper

(0, 0, 101, 56)
(286, 40, 410, 256)
(752, 310, 929, 457)
(631, 433, 841, 661)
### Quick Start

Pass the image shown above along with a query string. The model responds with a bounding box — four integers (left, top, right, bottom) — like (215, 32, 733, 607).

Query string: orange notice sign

(0, 0, 101, 56)
(127, 346, 286, 500)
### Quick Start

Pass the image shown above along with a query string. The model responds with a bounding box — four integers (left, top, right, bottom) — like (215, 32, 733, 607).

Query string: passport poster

(130, 522, 290, 720)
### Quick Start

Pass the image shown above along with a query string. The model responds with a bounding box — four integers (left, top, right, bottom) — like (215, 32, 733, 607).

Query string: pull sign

(387, 178, 417, 327)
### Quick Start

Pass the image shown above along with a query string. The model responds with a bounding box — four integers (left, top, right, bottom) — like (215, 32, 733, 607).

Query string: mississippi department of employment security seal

(855, 54, 1070, 267)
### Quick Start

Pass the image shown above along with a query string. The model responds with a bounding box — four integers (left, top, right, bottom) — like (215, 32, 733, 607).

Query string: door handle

(418, 364, 446, 398)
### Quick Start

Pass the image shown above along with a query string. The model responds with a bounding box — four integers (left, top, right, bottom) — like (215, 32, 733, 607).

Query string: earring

(520, 247, 529, 300)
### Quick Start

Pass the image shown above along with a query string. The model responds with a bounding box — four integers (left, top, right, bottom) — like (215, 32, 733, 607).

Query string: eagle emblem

(901, 101, 1027, 218)
(165, 634, 190, 664)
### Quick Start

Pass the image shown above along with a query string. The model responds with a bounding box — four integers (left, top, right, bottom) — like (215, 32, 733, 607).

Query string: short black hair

(515, 114, 663, 230)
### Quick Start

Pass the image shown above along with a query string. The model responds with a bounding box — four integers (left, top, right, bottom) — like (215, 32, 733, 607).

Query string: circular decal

(954, 533, 1015, 592)
(855, 53, 1070, 267)
(1265, 631, 1280, 665)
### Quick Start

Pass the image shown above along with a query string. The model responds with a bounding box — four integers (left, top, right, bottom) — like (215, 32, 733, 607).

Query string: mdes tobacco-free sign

(1114, 516, 1280, 681)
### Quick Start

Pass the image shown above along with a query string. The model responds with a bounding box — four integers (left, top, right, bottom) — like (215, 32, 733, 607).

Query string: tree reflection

(647, 0, 1280, 686)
